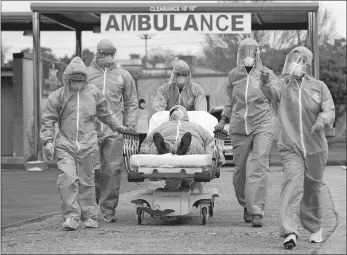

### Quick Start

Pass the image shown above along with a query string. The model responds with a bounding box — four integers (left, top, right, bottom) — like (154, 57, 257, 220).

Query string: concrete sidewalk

(1, 166, 344, 254)
(318, 166, 347, 254)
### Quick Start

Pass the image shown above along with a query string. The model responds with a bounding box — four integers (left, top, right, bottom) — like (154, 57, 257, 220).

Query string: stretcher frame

(123, 121, 228, 225)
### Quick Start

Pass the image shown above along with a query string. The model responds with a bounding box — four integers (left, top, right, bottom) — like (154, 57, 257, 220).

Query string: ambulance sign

(101, 13, 251, 34)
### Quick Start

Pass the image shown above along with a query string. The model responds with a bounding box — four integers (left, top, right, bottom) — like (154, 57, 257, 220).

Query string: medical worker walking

(153, 59, 207, 112)
(259, 46, 335, 249)
(214, 38, 278, 227)
(87, 39, 138, 222)
(40, 57, 129, 230)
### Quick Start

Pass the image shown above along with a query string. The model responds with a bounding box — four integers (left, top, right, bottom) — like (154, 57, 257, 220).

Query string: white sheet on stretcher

(147, 111, 218, 138)
(130, 154, 213, 169)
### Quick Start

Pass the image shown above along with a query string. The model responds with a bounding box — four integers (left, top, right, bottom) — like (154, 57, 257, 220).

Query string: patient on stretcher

(140, 105, 215, 156)
(139, 105, 224, 192)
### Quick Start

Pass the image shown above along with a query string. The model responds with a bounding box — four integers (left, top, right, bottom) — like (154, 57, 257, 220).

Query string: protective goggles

(98, 52, 115, 58)
(69, 73, 86, 81)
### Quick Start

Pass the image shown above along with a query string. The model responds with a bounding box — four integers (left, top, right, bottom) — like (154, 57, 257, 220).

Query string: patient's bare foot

(153, 133, 170, 154)
(176, 132, 192, 155)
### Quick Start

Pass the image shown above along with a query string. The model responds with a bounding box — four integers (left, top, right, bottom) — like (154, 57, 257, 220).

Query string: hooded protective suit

(216, 38, 277, 219)
(153, 60, 207, 112)
(140, 105, 214, 155)
(260, 46, 335, 238)
(40, 56, 123, 221)
(87, 39, 138, 220)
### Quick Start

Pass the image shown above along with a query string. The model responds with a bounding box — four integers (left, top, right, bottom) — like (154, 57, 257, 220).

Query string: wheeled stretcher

(123, 111, 227, 225)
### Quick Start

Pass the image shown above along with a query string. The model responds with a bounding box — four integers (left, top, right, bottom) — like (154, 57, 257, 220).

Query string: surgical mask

(243, 57, 255, 67)
(98, 56, 114, 69)
(69, 80, 86, 91)
(289, 63, 305, 79)
(176, 75, 188, 89)
(97, 52, 115, 69)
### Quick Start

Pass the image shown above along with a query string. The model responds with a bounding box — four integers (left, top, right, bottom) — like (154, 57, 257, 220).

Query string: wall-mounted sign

(101, 13, 251, 34)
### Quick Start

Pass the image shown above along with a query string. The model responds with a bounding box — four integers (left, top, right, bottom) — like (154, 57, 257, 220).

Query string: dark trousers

(138, 133, 147, 151)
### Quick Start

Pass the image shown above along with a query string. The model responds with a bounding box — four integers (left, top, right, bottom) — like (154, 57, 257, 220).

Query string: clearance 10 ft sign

(100, 6, 251, 34)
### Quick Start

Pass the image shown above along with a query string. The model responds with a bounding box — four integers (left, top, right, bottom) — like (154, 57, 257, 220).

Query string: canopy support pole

(308, 11, 319, 79)
(24, 12, 48, 171)
(76, 30, 82, 57)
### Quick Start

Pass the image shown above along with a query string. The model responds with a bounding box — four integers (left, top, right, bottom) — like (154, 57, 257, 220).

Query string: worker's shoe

(63, 217, 80, 231)
(153, 133, 170, 154)
(283, 233, 297, 249)
(243, 208, 252, 223)
(104, 214, 118, 223)
(176, 132, 192, 155)
(83, 218, 98, 228)
(252, 214, 263, 227)
(309, 228, 323, 243)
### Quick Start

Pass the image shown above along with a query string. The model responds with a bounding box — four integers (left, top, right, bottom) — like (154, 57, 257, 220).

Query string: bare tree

(269, 2, 337, 49)
(214, 1, 336, 49)
(147, 47, 177, 67)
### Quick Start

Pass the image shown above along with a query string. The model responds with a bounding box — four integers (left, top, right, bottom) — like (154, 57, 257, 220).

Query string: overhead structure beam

(41, 13, 79, 31)
(252, 23, 308, 30)
(30, 2, 319, 13)
(255, 13, 263, 26)
(1, 23, 81, 31)
(88, 13, 100, 20)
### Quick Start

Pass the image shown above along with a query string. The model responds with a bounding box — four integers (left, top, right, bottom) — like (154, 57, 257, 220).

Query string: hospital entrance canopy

(1, 1, 320, 162)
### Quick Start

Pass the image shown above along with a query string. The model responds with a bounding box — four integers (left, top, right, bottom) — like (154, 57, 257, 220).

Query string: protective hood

(169, 60, 192, 84)
(237, 38, 262, 67)
(62, 56, 87, 87)
(97, 38, 117, 54)
(91, 39, 118, 70)
(169, 105, 189, 121)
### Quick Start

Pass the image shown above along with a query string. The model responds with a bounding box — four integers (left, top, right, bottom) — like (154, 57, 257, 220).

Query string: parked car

(209, 106, 233, 160)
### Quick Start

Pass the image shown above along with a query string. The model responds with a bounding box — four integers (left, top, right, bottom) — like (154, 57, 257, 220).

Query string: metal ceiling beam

(1, 23, 79, 31)
(88, 13, 100, 20)
(41, 13, 80, 31)
(252, 23, 308, 30)
(255, 13, 264, 26)
(30, 2, 319, 13)
(2, 22, 309, 32)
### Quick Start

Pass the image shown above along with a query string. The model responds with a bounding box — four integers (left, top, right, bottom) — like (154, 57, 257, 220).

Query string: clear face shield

(237, 46, 258, 67)
(282, 51, 307, 79)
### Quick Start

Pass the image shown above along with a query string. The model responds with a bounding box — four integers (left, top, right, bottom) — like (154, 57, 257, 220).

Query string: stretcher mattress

(130, 154, 212, 169)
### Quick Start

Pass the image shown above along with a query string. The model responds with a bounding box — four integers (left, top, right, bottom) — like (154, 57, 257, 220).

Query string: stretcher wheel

(201, 207, 208, 225)
(135, 204, 144, 225)
(209, 203, 214, 217)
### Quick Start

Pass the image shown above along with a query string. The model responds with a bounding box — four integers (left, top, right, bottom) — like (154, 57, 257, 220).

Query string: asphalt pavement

(1, 166, 345, 254)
